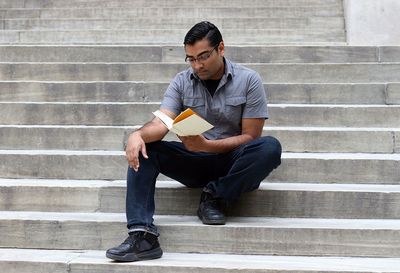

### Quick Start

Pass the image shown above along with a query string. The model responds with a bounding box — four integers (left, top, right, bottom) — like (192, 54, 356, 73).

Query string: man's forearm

(205, 134, 255, 154)
(203, 118, 264, 153)
(180, 133, 256, 154)
(133, 118, 168, 144)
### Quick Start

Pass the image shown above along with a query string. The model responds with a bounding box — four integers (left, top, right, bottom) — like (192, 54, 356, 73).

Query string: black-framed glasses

(185, 46, 218, 64)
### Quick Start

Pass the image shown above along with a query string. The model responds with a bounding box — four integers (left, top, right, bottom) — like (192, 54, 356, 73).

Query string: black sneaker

(197, 190, 226, 225)
(106, 231, 163, 262)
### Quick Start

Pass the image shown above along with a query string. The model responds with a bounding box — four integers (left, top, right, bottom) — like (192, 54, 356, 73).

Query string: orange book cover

(153, 108, 213, 136)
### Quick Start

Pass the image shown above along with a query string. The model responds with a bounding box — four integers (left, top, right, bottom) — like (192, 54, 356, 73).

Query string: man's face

(184, 38, 225, 80)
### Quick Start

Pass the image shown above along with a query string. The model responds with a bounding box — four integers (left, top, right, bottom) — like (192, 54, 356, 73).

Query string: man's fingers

(132, 157, 139, 172)
(126, 148, 138, 171)
(141, 144, 148, 159)
(125, 133, 148, 172)
(126, 144, 148, 172)
(127, 155, 139, 172)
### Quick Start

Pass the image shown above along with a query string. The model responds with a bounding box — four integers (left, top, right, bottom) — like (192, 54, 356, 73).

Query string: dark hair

(184, 21, 223, 47)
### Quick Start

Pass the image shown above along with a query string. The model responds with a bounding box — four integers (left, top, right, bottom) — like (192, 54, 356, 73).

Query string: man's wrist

(131, 130, 142, 138)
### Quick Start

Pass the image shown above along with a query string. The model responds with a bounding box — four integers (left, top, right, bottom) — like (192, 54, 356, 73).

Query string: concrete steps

(2, 179, 400, 219)
(0, 2, 345, 45)
(1, 125, 398, 153)
(3, 45, 393, 63)
(1, 62, 399, 82)
(1, 18, 344, 30)
(0, 7, 343, 19)
(0, 0, 345, 44)
(2, 249, 400, 273)
(1, 102, 399, 127)
(1, 0, 400, 271)
(0, 29, 345, 44)
(1, 211, 400, 257)
(0, 150, 399, 183)
(1, 0, 343, 9)
(0, 81, 397, 104)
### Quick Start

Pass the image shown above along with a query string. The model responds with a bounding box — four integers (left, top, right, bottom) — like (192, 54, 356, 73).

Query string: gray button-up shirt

(161, 58, 268, 140)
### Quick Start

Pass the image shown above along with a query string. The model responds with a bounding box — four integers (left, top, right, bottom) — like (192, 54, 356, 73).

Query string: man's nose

(192, 61, 203, 70)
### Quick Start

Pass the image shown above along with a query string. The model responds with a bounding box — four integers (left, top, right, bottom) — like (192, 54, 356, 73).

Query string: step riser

(0, 154, 398, 183)
(0, 31, 17, 43)
(0, 8, 344, 19)
(0, 103, 159, 125)
(0, 30, 345, 44)
(388, 84, 400, 105)
(0, 46, 164, 62)
(1, 0, 343, 9)
(0, 127, 396, 153)
(0, 82, 166, 103)
(270, 106, 400, 127)
(267, 83, 389, 104)
(0, 104, 399, 127)
(1, 46, 385, 63)
(0, 218, 398, 257)
(2, 18, 344, 30)
(279, 157, 400, 183)
(2, 250, 400, 273)
(0, 63, 397, 83)
(2, 184, 400, 219)
(0, 127, 129, 151)
(0, 261, 67, 273)
(271, 130, 397, 153)
(0, 260, 289, 273)
(0, 82, 390, 105)
(165, 46, 378, 63)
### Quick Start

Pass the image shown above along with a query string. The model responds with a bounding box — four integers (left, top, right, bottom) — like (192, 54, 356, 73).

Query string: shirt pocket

(224, 96, 246, 122)
(183, 98, 206, 118)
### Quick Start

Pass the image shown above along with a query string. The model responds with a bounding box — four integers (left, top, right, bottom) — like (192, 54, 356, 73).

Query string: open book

(153, 108, 213, 136)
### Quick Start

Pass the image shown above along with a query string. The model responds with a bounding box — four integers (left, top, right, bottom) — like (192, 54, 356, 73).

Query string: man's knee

(255, 136, 282, 165)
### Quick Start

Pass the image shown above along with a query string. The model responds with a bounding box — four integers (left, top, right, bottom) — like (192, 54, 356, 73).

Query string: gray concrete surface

(0, 212, 400, 257)
(0, 125, 397, 153)
(0, 45, 380, 63)
(0, 151, 399, 183)
(344, 0, 400, 45)
(2, 179, 400, 219)
(2, 248, 400, 273)
(1, 63, 399, 82)
(0, 0, 399, 271)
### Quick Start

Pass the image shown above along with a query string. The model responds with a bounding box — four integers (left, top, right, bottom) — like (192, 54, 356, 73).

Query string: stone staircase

(0, 0, 345, 44)
(1, 0, 400, 272)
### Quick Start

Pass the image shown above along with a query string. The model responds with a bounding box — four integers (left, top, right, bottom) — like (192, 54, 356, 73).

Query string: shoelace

(123, 232, 142, 246)
(205, 198, 220, 210)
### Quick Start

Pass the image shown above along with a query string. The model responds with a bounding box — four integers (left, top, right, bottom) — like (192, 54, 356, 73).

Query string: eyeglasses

(185, 46, 218, 64)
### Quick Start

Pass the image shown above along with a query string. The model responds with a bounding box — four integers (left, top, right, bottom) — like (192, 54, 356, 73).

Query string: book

(153, 108, 213, 136)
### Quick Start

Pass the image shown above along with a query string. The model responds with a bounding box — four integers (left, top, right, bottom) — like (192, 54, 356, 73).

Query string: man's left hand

(179, 135, 210, 152)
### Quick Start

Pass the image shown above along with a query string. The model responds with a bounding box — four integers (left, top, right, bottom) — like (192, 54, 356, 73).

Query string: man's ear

(218, 41, 225, 57)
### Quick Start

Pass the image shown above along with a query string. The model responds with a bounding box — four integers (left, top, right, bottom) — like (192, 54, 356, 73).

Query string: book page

(153, 108, 213, 136)
(173, 114, 213, 136)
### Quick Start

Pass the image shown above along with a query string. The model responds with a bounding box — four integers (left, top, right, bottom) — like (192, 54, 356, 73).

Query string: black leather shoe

(197, 190, 226, 225)
(106, 231, 163, 262)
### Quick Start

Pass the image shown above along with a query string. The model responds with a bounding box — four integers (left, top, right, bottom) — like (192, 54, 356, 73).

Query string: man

(106, 21, 282, 262)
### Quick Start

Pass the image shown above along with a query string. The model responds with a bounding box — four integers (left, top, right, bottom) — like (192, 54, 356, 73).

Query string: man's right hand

(125, 132, 148, 172)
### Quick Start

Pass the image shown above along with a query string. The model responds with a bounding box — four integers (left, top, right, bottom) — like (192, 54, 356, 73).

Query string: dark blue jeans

(126, 136, 282, 235)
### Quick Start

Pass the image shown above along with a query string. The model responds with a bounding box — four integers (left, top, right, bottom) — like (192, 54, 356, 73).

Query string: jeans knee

(258, 136, 282, 165)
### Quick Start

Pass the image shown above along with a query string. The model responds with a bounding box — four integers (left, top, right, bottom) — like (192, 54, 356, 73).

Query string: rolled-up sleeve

(160, 73, 184, 115)
(242, 71, 268, 119)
